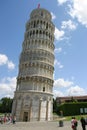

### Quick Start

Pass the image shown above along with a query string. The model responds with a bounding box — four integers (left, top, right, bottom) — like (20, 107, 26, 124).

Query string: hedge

(58, 102, 87, 116)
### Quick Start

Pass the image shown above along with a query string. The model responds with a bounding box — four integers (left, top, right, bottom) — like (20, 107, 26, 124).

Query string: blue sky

(0, 0, 87, 99)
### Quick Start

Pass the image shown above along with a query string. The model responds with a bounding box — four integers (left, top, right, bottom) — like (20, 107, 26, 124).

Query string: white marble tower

(12, 7, 55, 121)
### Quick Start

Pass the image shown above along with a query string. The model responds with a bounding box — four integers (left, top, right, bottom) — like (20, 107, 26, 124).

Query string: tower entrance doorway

(23, 112, 28, 121)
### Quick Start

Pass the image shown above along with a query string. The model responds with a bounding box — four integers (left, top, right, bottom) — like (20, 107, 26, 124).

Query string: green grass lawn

(63, 115, 87, 121)
(53, 113, 87, 121)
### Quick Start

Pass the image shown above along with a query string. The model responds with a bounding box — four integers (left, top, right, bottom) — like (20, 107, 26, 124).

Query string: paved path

(0, 121, 83, 130)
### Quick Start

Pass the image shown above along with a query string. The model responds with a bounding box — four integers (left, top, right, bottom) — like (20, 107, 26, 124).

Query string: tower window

(43, 87, 45, 92)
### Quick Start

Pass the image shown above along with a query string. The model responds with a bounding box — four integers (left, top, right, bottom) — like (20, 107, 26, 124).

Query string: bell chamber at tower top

(30, 8, 52, 21)
(25, 8, 55, 41)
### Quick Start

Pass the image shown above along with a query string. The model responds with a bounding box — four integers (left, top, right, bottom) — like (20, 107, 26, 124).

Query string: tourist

(80, 116, 86, 130)
(71, 117, 78, 130)
(12, 115, 16, 124)
(0, 117, 3, 124)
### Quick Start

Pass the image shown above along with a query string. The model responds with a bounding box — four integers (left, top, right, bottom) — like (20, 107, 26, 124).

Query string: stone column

(38, 98, 42, 121)
(19, 99, 24, 121)
(46, 100, 49, 121)
(12, 99, 17, 116)
(29, 99, 32, 121)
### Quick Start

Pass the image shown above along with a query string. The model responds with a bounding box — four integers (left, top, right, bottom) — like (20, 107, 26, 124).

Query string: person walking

(12, 115, 16, 124)
(71, 117, 78, 130)
(80, 116, 86, 130)
(71, 117, 75, 130)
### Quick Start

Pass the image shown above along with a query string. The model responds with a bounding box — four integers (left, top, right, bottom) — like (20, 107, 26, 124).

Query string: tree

(0, 97, 13, 113)
(53, 98, 58, 113)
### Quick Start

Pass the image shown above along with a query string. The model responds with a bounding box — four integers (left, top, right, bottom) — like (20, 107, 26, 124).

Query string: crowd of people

(71, 116, 87, 130)
(0, 115, 16, 124)
(0, 114, 87, 130)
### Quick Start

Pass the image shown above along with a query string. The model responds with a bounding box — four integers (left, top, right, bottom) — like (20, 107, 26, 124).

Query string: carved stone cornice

(17, 76, 54, 84)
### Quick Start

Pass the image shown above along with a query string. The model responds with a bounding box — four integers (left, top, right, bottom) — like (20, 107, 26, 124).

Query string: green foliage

(0, 97, 13, 113)
(71, 96, 78, 103)
(58, 102, 87, 116)
(53, 98, 58, 113)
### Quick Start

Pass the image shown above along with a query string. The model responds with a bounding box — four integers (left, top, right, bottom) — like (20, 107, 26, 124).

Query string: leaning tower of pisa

(12, 7, 55, 121)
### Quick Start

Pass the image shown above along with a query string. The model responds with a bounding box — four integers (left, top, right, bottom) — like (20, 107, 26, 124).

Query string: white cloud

(57, 0, 69, 5)
(68, 0, 87, 27)
(55, 47, 62, 53)
(57, 0, 87, 27)
(0, 54, 15, 70)
(53, 89, 64, 99)
(53, 78, 87, 98)
(67, 85, 86, 96)
(7, 61, 15, 69)
(0, 54, 8, 65)
(0, 77, 16, 99)
(51, 12, 56, 20)
(61, 20, 77, 30)
(54, 78, 73, 88)
(54, 27, 65, 41)
(54, 59, 64, 69)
